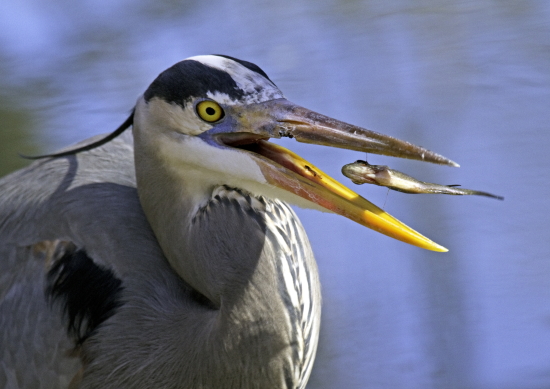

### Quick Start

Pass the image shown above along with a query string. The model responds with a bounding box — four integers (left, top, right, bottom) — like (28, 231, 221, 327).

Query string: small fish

(342, 160, 503, 200)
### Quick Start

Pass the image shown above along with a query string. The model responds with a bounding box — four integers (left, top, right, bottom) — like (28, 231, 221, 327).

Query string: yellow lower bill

(254, 140, 448, 252)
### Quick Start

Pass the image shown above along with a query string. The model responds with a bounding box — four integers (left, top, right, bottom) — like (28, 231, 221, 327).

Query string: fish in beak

(214, 98, 459, 252)
(342, 159, 503, 200)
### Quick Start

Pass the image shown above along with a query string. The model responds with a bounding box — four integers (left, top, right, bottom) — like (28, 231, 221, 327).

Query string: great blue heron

(0, 55, 457, 388)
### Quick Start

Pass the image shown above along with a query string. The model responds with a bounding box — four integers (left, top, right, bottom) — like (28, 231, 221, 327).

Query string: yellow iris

(196, 100, 224, 123)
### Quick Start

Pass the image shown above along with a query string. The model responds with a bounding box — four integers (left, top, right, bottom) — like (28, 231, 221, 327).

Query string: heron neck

(133, 133, 321, 386)
(132, 132, 263, 303)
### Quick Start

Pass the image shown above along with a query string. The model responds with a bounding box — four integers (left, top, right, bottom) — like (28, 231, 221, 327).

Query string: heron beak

(219, 99, 458, 252)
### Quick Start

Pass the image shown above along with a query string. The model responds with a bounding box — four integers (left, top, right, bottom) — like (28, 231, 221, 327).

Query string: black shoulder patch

(46, 246, 124, 344)
(143, 60, 245, 106)
(214, 55, 273, 83)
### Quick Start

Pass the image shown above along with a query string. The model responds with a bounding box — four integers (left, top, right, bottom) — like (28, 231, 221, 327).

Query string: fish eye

(196, 100, 225, 123)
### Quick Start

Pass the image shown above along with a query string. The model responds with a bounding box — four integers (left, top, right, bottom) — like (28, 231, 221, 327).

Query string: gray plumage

(0, 133, 320, 388)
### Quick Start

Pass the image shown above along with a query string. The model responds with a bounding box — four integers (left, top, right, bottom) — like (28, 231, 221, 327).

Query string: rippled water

(1, 1, 549, 388)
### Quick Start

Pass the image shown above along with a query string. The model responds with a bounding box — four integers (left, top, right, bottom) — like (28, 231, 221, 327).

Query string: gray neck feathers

(133, 135, 321, 387)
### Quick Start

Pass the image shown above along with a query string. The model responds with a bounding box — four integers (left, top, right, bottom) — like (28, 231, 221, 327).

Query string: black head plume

(21, 109, 134, 160)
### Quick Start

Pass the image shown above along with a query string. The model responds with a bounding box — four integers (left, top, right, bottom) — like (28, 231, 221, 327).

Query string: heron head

(131, 55, 459, 251)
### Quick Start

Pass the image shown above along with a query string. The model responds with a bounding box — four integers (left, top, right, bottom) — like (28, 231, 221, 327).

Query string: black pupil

(205, 107, 216, 116)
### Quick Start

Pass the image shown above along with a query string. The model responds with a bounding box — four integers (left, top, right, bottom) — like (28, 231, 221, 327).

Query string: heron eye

(196, 100, 224, 123)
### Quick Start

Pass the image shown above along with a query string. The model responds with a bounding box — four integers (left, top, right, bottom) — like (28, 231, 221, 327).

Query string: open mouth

(211, 97, 456, 252)
(216, 133, 269, 148)
(216, 132, 448, 252)
(216, 133, 326, 187)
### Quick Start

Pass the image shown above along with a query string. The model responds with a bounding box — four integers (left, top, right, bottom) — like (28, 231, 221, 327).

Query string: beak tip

(434, 245, 449, 253)
(432, 156, 459, 168)
(400, 235, 448, 252)
(426, 241, 449, 252)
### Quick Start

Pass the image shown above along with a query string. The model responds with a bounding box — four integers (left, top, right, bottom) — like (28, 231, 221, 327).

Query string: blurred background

(0, 0, 549, 388)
